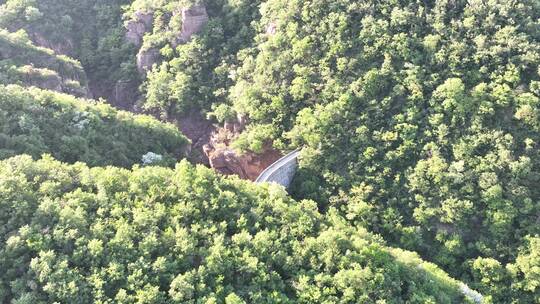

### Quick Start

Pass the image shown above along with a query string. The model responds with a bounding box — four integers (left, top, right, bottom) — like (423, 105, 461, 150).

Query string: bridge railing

(255, 149, 300, 188)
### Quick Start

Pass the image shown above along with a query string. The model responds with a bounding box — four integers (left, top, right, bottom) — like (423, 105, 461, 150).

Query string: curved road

(255, 149, 300, 186)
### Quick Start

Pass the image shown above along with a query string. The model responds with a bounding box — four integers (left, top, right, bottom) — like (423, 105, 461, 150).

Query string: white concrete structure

(255, 149, 300, 189)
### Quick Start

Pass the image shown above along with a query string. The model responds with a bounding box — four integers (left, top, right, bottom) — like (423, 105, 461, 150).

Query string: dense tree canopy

(163, 1, 539, 301)
(0, 85, 189, 167)
(137, 0, 264, 117)
(0, 155, 473, 303)
(1, 0, 539, 302)
(0, 0, 138, 99)
(134, 0, 540, 301)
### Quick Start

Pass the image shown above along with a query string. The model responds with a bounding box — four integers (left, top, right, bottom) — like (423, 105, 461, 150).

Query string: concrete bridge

(255, 149, 300, 189)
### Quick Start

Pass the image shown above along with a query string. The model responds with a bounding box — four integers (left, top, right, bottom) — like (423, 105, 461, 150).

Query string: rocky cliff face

(31, 33, 75, 57)
(136, 47, 160, 75)
(128, 4, 209, 77)
(114, 79, 140, 110)
(126, 11, 153, 47)
(125, 10, 159, 76)
(176, 112, 281, 181)
(174, 5, 209, 46)
(203, 115, 282, 180)
(17, 66, 89, 97)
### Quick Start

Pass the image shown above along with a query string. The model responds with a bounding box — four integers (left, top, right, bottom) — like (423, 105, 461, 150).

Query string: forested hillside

(0, 156, 473, 303)
(1, 0, 539, 303)
(234, 1, 540, 302)
(132, 1, 540, 300)
(0, 85, 189, 167)
(0, 29, 88, 96)
(0, 0, 138, 105)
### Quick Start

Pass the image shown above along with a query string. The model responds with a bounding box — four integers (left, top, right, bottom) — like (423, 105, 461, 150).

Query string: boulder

(208, 148, 245, 176)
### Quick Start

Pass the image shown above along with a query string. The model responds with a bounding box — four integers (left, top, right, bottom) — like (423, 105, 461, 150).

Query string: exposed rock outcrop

(136, 47, 160, 75)
(224, 114, 248, 134)
(173, 5, 209, 46)
(126, 11, 154, 46)
(177, 111, 216, 165)
(202, 115, 282, 180)
(176, 112, 281, 180)
(206, 145, 282, 181)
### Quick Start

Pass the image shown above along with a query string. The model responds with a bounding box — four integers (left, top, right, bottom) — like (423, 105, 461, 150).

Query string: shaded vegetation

(0, 29, 88, 96)
(0, 85, 189, 167)
(0, 0, 138, 99)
